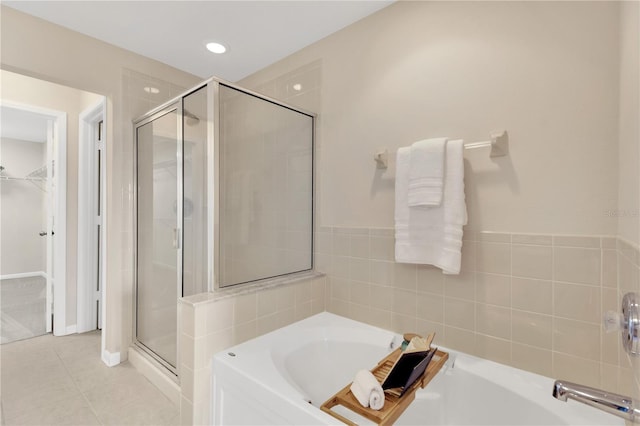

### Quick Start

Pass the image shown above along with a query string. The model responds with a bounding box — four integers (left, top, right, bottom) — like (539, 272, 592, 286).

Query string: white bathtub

(211, 313, 623, 425)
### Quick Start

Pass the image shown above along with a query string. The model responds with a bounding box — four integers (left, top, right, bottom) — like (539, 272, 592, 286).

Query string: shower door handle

(39, 231, 48, 236)
(172, 228, 181, 249)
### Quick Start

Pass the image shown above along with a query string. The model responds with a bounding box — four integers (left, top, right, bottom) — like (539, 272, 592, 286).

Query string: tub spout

(552, 380, 640, 422)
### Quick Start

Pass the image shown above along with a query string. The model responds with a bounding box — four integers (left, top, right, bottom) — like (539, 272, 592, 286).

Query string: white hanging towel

(395, 139, 467, 274)
(408, 137, 447, 207)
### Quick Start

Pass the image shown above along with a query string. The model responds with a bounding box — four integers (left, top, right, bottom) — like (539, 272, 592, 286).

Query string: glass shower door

(135, 105, 180, 369)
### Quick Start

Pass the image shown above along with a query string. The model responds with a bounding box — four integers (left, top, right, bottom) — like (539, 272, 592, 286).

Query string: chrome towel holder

(374, 130, 509, 169)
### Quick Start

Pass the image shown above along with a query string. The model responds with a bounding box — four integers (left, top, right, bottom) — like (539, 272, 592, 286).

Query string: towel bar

(374, 130, 509, 169)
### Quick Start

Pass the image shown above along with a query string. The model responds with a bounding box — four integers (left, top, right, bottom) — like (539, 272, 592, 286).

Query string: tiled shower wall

(316, 226, 640, 399)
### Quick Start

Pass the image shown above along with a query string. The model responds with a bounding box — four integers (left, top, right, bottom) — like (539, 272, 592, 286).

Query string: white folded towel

(395, 139, 467, 274)
(408, 137, 447, 207)
(350, 370, 384, 410)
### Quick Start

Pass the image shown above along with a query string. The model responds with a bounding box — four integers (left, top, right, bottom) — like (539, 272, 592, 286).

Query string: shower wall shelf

(373, 130, 509, 169)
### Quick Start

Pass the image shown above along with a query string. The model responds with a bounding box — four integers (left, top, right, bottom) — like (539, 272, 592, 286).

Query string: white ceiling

(4, 1, 394, 82)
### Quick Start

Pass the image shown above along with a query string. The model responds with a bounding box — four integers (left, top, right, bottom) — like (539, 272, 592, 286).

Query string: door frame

(0, 100, 67, 336)
(132, 102, 182, 375)
(77, 98, 107, 336)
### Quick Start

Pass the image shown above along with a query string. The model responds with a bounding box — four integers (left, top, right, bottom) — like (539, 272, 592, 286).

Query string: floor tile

(0, 332, 179, 426)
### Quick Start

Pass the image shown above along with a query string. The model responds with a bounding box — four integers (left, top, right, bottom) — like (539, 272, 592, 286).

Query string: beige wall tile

(475, 334, 511, 365)
(349, 281, 371, 305)
(476, 304, 511, 340)
(332, 255, 350, 279)
(478, 232, 511, 243)
(294, 300, 313, 321)
(330, 278, 350, 301)
(233, 320, 256, 345)
(370, 260, 394, 287)
(554, 247, 601, 285)
(512, 310, 552, 349)
(444, 271, 476, 300)
(552, 352, 600, 388)
(415, 319, 445, 345)
(207, 328, 233, 358)
(601, 330, 619, 366)
(476, 273, 510, 307)
(512, 234, 552, 246)
(416, 292, 444, 323)
(207, 298, 234, 335)
(314, 231, 332, 254)
(257, 288, 278, 318)
(370, 285, 393, 311)
(349, 258, 371, 282)
(553, 318, 601, 361)
(393, 263, 417, 291)
(417, 265, 445, 294)
(511, 277, 553, 315)
(511, 343, 552, 377)
(392, 289, 417, 317)
(391, 313, 416, 335)
(602, 249, 618, 288)
(332, 233, 350, 256)
(233, 293, 257, 324)
(553, 282, 601, 323)
(618, 254, 640, 293)
(444, 298, 476, 331)
(370, 236, 394, 261)
(476, 242, 510, 275)
(181, 304, 195, 338)
(512, 244, 552, 280)
(443, 326, 476, 355)
(350, 234, 370, 259)
(369, 308, 392, 330)
(349, 303, 371, 324)
(295, 280, 312, 305)
(553, 236, 601, 248)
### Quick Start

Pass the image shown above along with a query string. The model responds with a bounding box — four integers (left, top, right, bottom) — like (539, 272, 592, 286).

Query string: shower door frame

(132, 101, 183, 374)
(132, 77, 315, 374)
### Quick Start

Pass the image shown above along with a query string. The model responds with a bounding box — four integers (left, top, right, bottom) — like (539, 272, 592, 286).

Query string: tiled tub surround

(178, 274, 326, 425)
(178, 229, 639, 425)
(316, 227, 640, 401)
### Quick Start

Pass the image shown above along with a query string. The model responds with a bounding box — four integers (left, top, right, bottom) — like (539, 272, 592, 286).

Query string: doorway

(0, 102, 67, 343)
(77, 99, 107, 334)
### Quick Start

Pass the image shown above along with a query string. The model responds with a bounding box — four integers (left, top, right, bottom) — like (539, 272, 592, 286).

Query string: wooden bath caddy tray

(320, 347, 449, 425)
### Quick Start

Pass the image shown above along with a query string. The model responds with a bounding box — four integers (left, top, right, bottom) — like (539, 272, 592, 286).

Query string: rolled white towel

(350, 370, 385, 410)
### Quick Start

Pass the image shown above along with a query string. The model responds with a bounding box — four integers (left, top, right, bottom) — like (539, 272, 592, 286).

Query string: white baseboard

(102, 349, 121, 367)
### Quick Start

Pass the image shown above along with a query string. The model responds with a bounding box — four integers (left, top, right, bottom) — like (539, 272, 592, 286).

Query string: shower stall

(133, 79, 314, 373)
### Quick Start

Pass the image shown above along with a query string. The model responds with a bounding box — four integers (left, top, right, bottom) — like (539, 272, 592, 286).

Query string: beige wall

(1, 70, 102, 326)
(241, 1, 621, 236)
(617, 0, 640, 405)
(237, 0, 640, 402)
(617, 1, 640, 246)
(1, 6, 200, 356)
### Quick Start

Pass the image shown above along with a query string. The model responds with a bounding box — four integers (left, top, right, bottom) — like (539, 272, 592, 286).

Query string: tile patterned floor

(0, 331, 179, 425)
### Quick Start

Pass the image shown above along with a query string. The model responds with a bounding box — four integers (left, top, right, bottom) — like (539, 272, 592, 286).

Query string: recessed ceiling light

(292, 83, 302, 91)
(144, 86, 160, 94)
(206, 42, 227, 54)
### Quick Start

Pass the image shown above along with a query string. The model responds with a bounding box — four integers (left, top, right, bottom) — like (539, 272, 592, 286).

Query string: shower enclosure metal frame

(132, 77, 315, 375)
